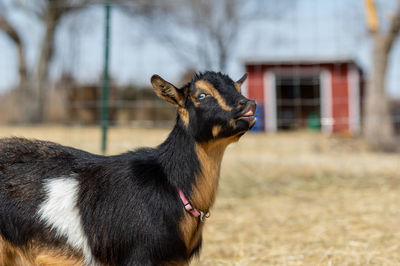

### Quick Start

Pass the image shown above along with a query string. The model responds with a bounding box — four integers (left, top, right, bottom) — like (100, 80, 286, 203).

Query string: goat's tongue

(242, 108, 254, 117)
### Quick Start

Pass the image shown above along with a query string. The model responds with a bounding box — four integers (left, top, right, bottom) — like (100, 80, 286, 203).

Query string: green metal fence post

(101, 0, 111, 154)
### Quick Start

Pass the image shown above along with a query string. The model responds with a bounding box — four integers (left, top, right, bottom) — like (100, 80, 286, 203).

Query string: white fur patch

(37, 176, 96, 265)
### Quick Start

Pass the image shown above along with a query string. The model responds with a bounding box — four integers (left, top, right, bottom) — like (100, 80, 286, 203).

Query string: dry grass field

(0, 126, 400, 265)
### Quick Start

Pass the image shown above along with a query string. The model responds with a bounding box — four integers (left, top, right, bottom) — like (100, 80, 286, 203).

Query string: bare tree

(0, 6, 27, 96)
(121, 0, 290, 72)
(363, 0, 400, 149)
(17, 0, 92, 122)
(0, 1, 30, 122)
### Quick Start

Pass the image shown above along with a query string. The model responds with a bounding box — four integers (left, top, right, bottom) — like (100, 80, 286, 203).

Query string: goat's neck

(191, 140, 228, 211)
(158, 122, 229, 211)
(158, 122, 199, 193)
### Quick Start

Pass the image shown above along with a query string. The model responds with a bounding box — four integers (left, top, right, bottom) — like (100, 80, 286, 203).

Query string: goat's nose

(249, 100, 256, 110)
(239, 99, 256, 109)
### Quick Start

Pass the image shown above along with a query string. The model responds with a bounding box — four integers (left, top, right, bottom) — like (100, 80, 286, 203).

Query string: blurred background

(1, 0, 400, 265)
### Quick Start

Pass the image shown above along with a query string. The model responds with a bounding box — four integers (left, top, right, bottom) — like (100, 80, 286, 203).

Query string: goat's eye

(198, 93, 208, 100)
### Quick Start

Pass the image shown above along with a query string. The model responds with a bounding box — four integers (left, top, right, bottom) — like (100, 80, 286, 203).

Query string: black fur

(0, 71, 256, 265)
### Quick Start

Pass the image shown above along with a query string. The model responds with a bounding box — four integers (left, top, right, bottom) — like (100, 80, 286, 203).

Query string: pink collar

(178, 189, 210, 222)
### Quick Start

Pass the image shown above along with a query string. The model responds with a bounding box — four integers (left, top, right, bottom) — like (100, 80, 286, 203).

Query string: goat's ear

(236, 73, 248, 86)
(151, 75, 185, 107)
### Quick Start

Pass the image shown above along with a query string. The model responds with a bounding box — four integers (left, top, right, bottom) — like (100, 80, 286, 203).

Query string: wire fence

(0, 0, 399, 133)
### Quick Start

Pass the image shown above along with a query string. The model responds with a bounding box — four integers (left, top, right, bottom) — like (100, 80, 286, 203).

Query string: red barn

(244, 57, 363, 135)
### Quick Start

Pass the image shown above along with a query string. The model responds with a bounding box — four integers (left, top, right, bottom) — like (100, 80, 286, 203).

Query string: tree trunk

(363, 34, 395, 150)
(32, 14, 59, 123)
(16, 43, 28, 95)
(0, 15, 29, 122)
(0, 16, 27, 92)
(15, 39, 31, 123)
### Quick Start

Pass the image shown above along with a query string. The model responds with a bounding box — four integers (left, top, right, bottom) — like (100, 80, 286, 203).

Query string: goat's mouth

(236, 102, 257, 128)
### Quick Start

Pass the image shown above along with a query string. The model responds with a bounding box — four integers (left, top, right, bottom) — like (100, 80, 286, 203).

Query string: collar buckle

(178, 188, 210, 222)
(199, 210, 211, 222)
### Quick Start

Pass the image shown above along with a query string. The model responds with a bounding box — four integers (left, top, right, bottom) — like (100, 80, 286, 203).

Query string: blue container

(251, 103, 264, 132)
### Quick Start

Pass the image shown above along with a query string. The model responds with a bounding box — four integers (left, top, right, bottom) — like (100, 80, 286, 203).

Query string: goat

(0, 71, 256, 266)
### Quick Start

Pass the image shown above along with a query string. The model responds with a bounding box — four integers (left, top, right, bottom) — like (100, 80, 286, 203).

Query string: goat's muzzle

(236, 100, 257, 128)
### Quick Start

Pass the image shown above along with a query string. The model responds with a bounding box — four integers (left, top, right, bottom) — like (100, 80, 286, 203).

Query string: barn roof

(243, 55, 361, 67)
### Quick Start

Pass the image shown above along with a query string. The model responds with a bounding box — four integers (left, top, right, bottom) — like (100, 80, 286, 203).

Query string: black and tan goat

(0, 71, 256, 265)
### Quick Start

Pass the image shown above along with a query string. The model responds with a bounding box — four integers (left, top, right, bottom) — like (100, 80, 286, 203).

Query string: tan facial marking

(178, 108, 189, 127)
(191, 96, 200, 108)
(194, 80, 232, 111)
(230, 119, 236, 128)
(212, 125, 222, 138)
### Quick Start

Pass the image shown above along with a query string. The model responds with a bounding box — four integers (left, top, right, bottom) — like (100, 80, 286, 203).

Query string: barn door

(274, 74, 321, 131)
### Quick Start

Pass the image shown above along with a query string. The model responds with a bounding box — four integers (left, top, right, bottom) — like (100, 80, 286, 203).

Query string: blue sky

(0, 0, 399, 97)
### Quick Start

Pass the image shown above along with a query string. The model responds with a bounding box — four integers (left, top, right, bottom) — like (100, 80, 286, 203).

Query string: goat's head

(151, 71, 256, 143)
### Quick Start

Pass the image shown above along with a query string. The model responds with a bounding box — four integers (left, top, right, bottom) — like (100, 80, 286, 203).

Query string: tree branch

(387, 1, 400, 37)
(0, 15, 22, 45)
(384, 0, 400, 52)
(0, 14, 28, 94)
